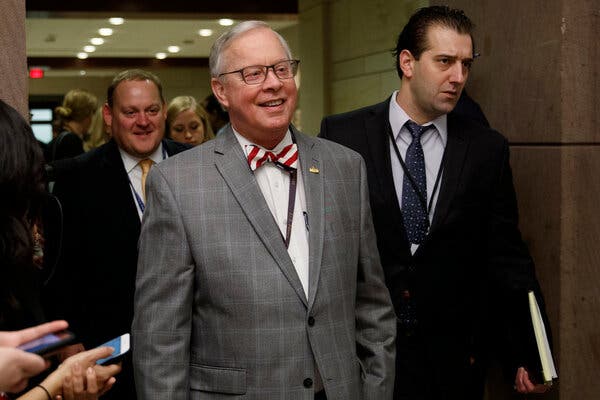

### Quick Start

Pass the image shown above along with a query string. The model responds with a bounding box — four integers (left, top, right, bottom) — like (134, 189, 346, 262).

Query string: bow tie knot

(246, 143, 298, 171)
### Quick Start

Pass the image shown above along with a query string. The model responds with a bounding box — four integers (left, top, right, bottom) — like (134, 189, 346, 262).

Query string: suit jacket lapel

(294, 127, 323, 308)
(365, 100, 411, 252)
(103, 140, 141, 233)
(429, 114, 470, 234)
(213, 127, 308, 306)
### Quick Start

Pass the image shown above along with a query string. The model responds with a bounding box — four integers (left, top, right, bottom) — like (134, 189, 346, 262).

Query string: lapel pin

(309, 166, 320, 174)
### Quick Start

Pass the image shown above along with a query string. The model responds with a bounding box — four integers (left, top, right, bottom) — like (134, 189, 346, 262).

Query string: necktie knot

(139, 158, 153, 174)
(405, 120, 427, 141)
(246, 143, 298, 171)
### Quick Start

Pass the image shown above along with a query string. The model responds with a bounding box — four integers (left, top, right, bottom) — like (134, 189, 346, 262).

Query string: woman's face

(169, 108, 205, 146)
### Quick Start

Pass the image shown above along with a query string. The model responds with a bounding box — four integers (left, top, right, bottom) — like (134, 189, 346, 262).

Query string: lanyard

(387, 124, 445, 216)
(275, 165, 297, 249)
(272, 132, 298, 249)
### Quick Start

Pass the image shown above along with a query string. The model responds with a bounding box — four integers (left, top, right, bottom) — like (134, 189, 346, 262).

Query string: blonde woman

(83, 107, 110, 152)
(46, 89, 98, 162)
(166, 96, 214, 146)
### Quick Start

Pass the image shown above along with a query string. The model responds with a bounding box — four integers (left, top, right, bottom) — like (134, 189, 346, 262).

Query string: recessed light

(90, 38, 104, 45)
(98, 28, 113, 36)
(109, 17, 125, 25)
(155, 52, 167, 60)
(77, 52, 89, 59)
(167, 46, 180, 53)
(218, 19, 234, 26)
(198, 29, 213, 37)
(83, 45, 96, 53)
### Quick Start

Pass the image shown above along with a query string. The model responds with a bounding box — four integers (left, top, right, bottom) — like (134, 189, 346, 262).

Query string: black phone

(17, 330, 75, 356)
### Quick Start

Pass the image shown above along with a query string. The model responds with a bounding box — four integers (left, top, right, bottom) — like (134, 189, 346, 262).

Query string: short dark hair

(393, 6, 475, 78)
(106, 69, 165, 108)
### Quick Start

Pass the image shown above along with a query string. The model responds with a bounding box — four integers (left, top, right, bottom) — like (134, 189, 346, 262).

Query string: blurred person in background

(166, 95, 214, 146)
(82, 107, 110, 152)
(43, 69, 189, 400)
(0, 99, 120, 399)
(45, 89, 98, 162)
(201, 93, 229, 134)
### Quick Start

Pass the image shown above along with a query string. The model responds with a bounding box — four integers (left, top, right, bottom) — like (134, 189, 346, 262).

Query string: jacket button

(307, 316, 315, 326)
(303, 378, 313, 388)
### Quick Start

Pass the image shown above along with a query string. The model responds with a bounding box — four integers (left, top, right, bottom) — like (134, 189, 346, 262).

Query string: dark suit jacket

(320, 97, 549, 398)
(43, 138, 189, 399)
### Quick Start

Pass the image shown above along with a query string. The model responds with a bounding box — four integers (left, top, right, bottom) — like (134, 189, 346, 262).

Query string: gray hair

(209, 20, 293, 77)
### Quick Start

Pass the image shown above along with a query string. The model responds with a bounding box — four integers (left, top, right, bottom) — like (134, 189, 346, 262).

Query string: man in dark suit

(43, 69, 189, 399)
(320, 6, 551, 399)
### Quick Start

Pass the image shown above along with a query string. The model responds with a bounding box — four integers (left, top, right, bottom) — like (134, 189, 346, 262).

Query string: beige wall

(1, 0, 27, 116)
(298, 0, 427, 135)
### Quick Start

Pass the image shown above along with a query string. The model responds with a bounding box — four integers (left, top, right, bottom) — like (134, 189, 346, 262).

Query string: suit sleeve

(318, 116, 330, 140)
(485, 140, 551, 379)
(132, 167, 194, 400)
(42, 170, 86, 336)
(354, 157, 397, 400)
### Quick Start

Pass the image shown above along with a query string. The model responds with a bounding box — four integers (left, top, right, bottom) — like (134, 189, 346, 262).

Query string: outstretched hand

(0, 320, 68, 347)
(50, 346, 121, 399)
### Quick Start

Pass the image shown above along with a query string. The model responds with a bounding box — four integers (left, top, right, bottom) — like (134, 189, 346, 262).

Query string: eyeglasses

(218, 59, 300, 85)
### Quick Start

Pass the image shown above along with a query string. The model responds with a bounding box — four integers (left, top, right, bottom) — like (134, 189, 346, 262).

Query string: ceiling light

(155, 52, 167, 60)
(79, 70, 87, 76)
(218, 19, 234, 26)
(83, 45, 96, 53)
(167, 46, 180, 53)
(98, 28, 113, 36)
(198, 29, 213, 37)
(77, 52, 88, 59)
(90, 37, 104, 45)
(109, 17, 125, 25)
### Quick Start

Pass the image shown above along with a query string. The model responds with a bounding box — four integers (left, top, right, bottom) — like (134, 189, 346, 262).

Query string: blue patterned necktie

(402, 120, 429, 245)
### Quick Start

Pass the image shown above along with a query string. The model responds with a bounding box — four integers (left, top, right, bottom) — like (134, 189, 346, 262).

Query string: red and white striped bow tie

(246, 143, 299, 171)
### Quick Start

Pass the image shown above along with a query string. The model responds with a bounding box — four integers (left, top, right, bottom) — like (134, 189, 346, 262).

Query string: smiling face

(103, 79, 166, 158)
(169, 108, 205, 146)
(211, 27, 297, 149)
(397, 25, 473, 124)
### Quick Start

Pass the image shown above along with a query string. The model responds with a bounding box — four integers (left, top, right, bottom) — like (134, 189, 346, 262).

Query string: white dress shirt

(119, 143, 165, 220)
(234, 129, 310, 297)
(389, 91, 447, 254)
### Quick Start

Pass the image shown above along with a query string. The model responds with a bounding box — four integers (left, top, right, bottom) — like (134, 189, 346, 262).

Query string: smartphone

(17, 330, 75, 356)
(95, 333, 130, 365)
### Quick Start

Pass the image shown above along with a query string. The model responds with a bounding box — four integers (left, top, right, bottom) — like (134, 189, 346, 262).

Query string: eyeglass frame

(217, 59, 300, 85)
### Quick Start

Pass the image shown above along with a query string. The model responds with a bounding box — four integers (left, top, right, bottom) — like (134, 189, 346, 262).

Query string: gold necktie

(139, 159, 154, 201)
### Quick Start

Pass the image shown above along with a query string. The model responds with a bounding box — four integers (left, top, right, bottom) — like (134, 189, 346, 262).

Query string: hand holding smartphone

(16, 330, 75, 356)
(95, 333, 130, 365)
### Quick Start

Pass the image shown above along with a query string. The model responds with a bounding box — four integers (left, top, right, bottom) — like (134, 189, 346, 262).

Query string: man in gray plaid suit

(132, 20, 396, 400)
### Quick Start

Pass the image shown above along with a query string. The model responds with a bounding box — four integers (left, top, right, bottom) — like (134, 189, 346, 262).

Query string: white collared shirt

(234, 129, 310, 297)
(389, 91, 447, 254)
(119, 143, 165, 220)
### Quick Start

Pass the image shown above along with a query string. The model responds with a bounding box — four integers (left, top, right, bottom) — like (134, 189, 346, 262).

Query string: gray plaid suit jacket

(132, 125, 396, 400)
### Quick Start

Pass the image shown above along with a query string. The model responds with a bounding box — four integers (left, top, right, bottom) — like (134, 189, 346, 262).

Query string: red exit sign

(29, 68, 44, 79)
